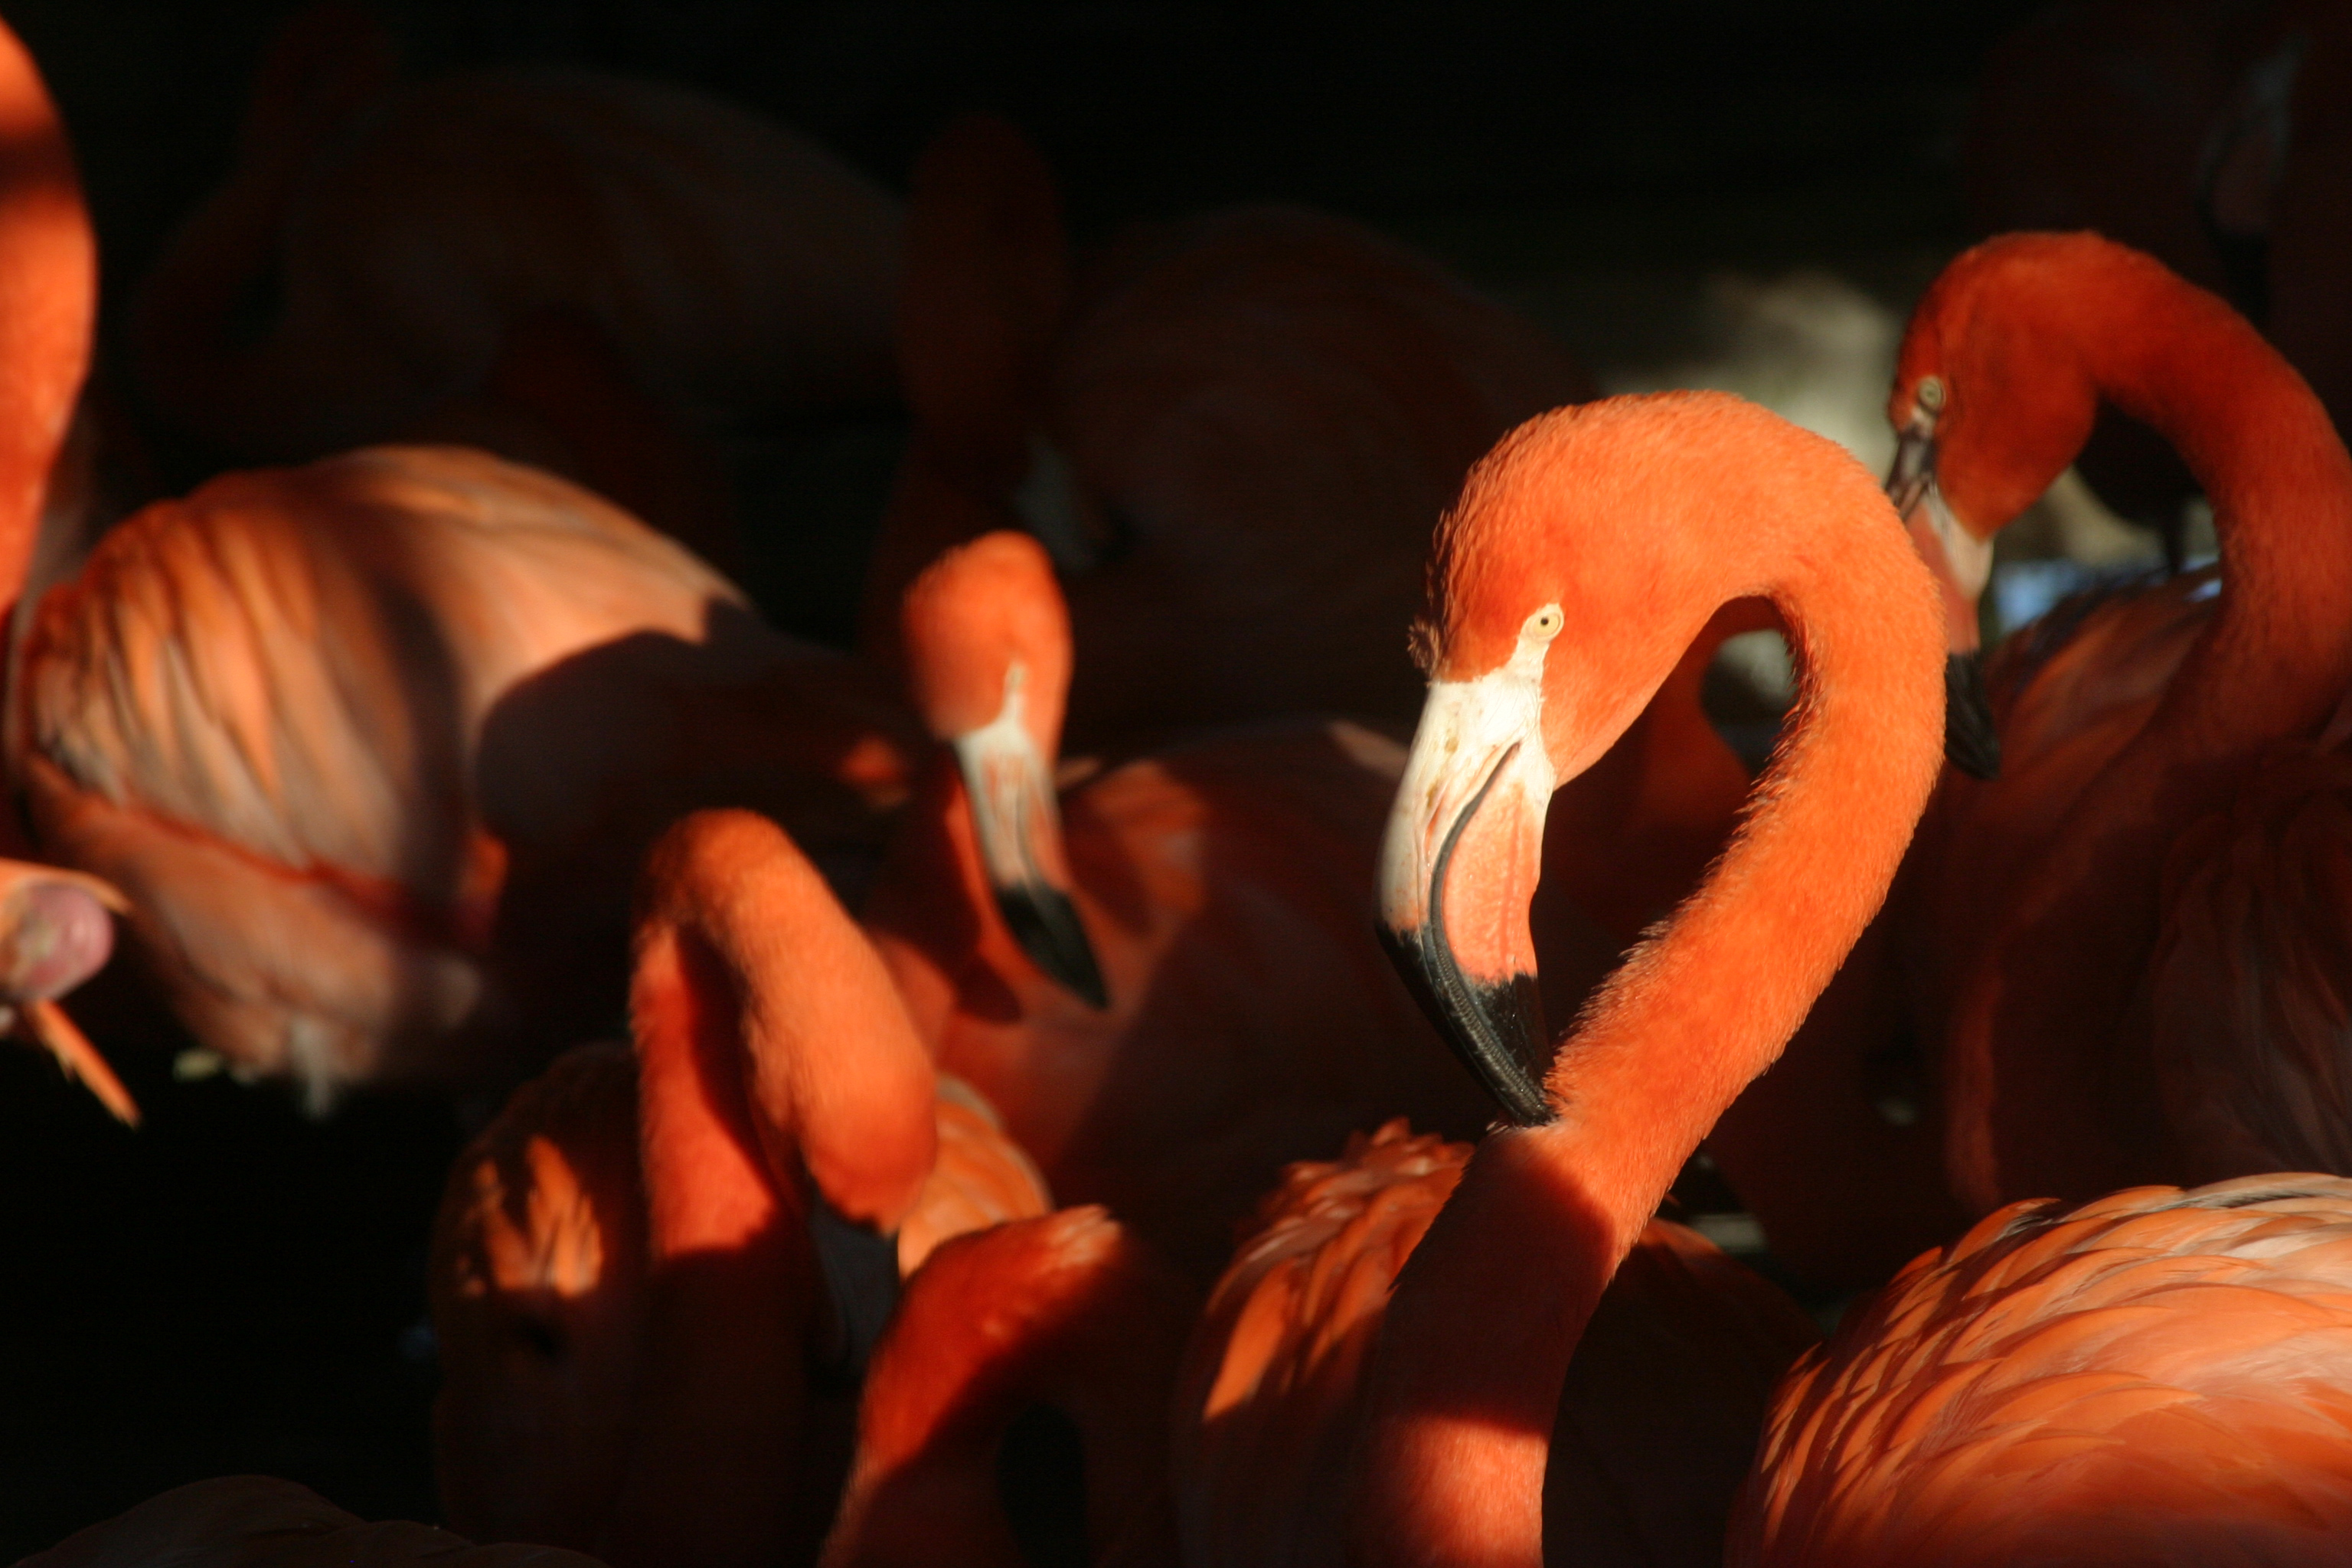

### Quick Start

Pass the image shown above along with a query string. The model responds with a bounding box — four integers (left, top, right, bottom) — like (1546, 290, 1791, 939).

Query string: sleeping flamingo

(127, 2, 900, 559)
(18, 1476, 606, 1568)
(1355, 389, 1950, 1563)
(860, 115, 1596, 748)
(431, 809, 1051, 1566)
(1884, 231, 2352, 1211)
(0, 15, 919, 1102)
(1172, 1118, 1816, 1568)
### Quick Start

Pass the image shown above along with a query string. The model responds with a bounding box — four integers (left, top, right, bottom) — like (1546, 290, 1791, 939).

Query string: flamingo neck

(820, 1210, 1191, 1568)
(0, 24, 93, 632)
(1354, 502, 1942, 1566)
(2082, 260, 2352, 769)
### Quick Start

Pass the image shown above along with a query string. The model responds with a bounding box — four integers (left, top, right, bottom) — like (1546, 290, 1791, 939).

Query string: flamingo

(1731, 1171, 2352, 1565)
(126, 2, 901, 553)
(1966, 0, 2352, 544)
(858, 115, 1596, 748)
(1354, 390, 1949, 1563)
(819, 1205, 1198, 1568)
(1172, 1118, 1817, 1568)
(18, 1476, 606, 1568)
(0, 16, 920, 1103)
(1883, 231, 2352, 1211)
(864, 528, 1509, 1278)
(431, 808, 1051, 1566)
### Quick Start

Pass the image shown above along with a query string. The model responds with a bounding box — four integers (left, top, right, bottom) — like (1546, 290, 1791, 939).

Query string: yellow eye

(1525, 605, 1563, 640)
(1916, 374, 1947, 415)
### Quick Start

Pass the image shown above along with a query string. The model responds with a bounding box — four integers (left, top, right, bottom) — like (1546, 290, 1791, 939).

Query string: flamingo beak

(1377, 669, 1557, 1127)
(0, 864, 137, 1124)
(1886, 422, 2001, 780)
(953, 673, 1109, 1010)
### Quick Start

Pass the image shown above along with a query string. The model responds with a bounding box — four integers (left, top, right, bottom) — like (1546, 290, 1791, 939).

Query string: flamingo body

(13, 445, 913, 1095)
(1734, 1174, 2352, 1567)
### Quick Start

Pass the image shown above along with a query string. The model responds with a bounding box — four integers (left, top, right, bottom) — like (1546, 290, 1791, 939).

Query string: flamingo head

(0, 861, 136, 1123)
(900, 531, 1107, 1009)
(1380, 394, 1812, 1124)
(1881, 235, 2122, 779)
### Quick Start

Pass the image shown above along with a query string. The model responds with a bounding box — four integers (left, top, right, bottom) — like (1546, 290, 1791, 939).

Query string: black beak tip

(1376, 918, 1553, 1129)
(1944, 651, 2001, 781)
(995, 883, 1111, 1010)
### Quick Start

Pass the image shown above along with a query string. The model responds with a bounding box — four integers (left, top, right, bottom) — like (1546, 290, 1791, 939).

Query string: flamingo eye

(1524, 605, 1563, 642)
(1915, 374, 1947, 416)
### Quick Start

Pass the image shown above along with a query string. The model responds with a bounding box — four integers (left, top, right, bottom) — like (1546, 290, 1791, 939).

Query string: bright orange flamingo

(1730, 1172, 2352, 1566)
(127, 2, 901, 560)
(819, 1204, 1197, 1568)
(432, 808, 1051, 1566)
(864, 528, 1508, 1279)
(1354, 390, 1949, 1563)
(18, 1476, 609, 1568)
(858, 115, 1596, 749)
(1883, 231, 2352, 1211)
(0, 13, 918, 1104)
(1173, 1118, 1816, 1568)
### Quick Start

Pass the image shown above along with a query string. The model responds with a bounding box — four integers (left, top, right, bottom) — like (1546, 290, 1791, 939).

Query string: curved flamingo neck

(821, 1210, 1192, 1568)
(0, 23, 93, 628)
(1354, 446, 1944, 1566)
(2073, 254, 2352, 767)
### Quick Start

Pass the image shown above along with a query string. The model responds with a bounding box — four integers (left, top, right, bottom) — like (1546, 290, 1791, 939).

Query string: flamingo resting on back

(861, 114, 1596, 747)
(1353, 389, 1949, 1563)
(1885, 231, 2352, 1211)
(0, 16, 919, 1104)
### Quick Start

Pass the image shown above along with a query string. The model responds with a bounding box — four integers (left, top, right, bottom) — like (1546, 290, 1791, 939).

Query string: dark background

(0, 1, 2040, 1556)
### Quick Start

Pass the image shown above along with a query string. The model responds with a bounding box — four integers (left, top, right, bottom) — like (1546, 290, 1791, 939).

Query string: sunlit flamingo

(1173, 1118, 1816, 1568)
(859, 115, 1596, 748)
(1357, 390, 1949, 1563)
(128, 2, 900, 560)
(432, 808, 1051, 1566)
(1732, 1171, 2352, 1565)
(17, 1476, 608, 1568)
(864, 528, 1506, 1278)
(1885, 231, 2352, 1210)
(0, 15, 919, 1103)
(820, 1204, 1197, 1567)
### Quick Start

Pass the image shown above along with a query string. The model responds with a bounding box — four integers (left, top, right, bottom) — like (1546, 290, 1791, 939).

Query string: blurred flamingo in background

(432, 809, 1050, 1566)
(0, 11, 921, 1104)
(1885, 232, 2352, 1212)
(126, 2, 903, 564)
(858, 115, 1596, 749)
(1354, 391, 1949, 1563)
